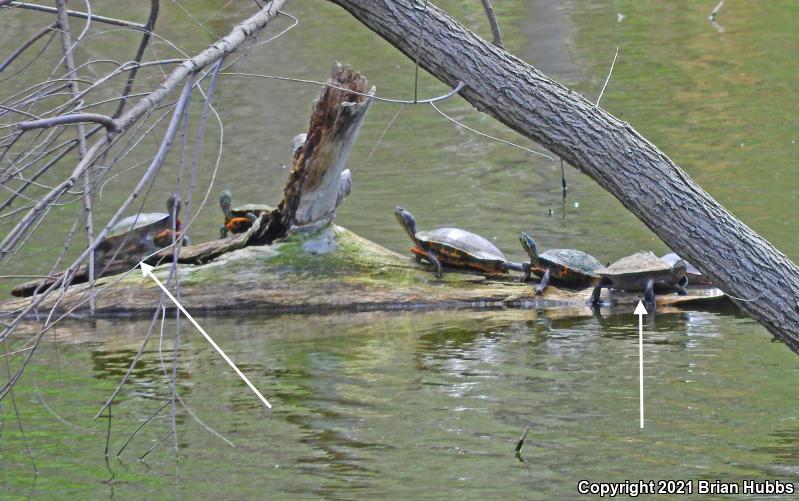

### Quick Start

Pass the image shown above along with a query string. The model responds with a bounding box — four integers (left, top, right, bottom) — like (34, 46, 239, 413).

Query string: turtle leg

(414, 254, 423, 263)
(675, 275, 689, 296)
(519, 264, 531, 283)
(424, 250, 443, 278)
(219, 225, 228, 239)
(534, 268, 551, 295)
(590, 277, 610, 306)
(644, 277, 656, 306)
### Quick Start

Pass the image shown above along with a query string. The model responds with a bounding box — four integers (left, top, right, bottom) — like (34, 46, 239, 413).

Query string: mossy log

(0, 225, 725, 318)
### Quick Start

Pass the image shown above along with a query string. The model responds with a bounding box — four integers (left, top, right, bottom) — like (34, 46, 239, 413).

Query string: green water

(1, 0, 798, 498)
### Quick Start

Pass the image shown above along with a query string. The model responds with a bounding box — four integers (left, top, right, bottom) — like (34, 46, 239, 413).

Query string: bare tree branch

(478, 0, 503, 48)
(112, 0, 159, 119)
(0, 0, 286, 258)
(7, 2, 146, 30)
(0, 22, 57, 74)
(18, 113, 119, 132)
(55, 0, 96, 314)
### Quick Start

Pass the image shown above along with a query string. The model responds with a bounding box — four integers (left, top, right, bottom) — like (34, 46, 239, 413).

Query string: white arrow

(140, 263, 272, 409)
(634, 300, 647, 428)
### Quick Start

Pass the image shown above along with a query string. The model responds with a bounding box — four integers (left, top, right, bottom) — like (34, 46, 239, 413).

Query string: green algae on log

(0, 225, 726, 318)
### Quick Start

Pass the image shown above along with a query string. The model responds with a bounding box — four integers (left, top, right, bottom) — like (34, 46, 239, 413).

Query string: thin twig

(478, 0, 503, 48)
(8, 2, 146, 29)
(93, 308, 161, 419)
(140, 430, 174, 461)
(514, 425, 530, 453)
(0, 23, 57, 74)
(112, 0, 159, 118)
(103, 403, 112, 456)
(3, 338, 38, 475)
(18, 113, 119, 132)
(219, 72, 464, 105)
(55, 0, 96, 315)
(183, 59, 223, 221)
(429, 101, 554, 160)
(356, 104, 405, 171)
(709, 0, 724, 21)
(116, 400, 170, 457)
(412, 0, 430, 103)
(0, 23, 57, 83)
(595, 46, 619, 107)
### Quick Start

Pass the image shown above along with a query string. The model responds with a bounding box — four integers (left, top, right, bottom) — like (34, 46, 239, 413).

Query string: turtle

(95, 192, 187, 270)
(219, 189, 273, 238)
(660, 252, 712, 285)
(394, 206, 526, 278)
(518, 232, 603, 294)
(590, 251, 688, 306)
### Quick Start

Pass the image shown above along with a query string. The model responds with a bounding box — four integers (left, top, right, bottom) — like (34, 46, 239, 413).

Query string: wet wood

(326, 0, 799, 354)
(0, 225, 725, 318)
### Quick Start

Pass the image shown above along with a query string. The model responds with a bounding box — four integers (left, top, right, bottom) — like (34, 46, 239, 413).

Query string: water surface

(1, 0, 797, 498)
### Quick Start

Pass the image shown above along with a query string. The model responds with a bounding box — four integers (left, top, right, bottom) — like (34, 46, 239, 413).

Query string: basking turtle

(219, 189, 273, 238)
(95, 193, 187, 270)
(661, 252, 711, 285)
(590, 251, 688, 306)
(394, 206, 525, 278)
(518, 232, 603, 294)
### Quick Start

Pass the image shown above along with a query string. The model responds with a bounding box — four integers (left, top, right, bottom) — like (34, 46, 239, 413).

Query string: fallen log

(326, 0, 799, 353)
(3, 60, 728, 319)
(0, 224, 726, 317)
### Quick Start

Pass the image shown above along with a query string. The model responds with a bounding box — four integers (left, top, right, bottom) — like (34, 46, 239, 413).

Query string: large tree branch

(327, 0, 799, 352)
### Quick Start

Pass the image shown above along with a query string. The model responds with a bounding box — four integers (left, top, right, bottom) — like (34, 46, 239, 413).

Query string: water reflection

(4, 306, 799, 498)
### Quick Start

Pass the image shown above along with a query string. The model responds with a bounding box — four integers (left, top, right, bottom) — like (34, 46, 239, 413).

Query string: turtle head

(394, 206, 417, 242)
(219, 189, 232, 219)
(167, 192, 181, 218)
(519, 232, 540, 268)
(670, 258, 689, 286)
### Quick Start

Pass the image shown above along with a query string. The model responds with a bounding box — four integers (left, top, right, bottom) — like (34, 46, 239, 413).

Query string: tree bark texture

(327, 0, 799, 352)
(253, 63, 373, 243)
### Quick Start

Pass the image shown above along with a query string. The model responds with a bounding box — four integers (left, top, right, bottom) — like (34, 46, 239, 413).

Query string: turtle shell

(660, 252, 709, 285)
(107, 212, 169, 238)
(230, 204, 273, 218)
(416, 227, 507, 272)
(597, 251, 678, 290)
(97, 212, 173, 269)
(539, 249, 603, 282)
